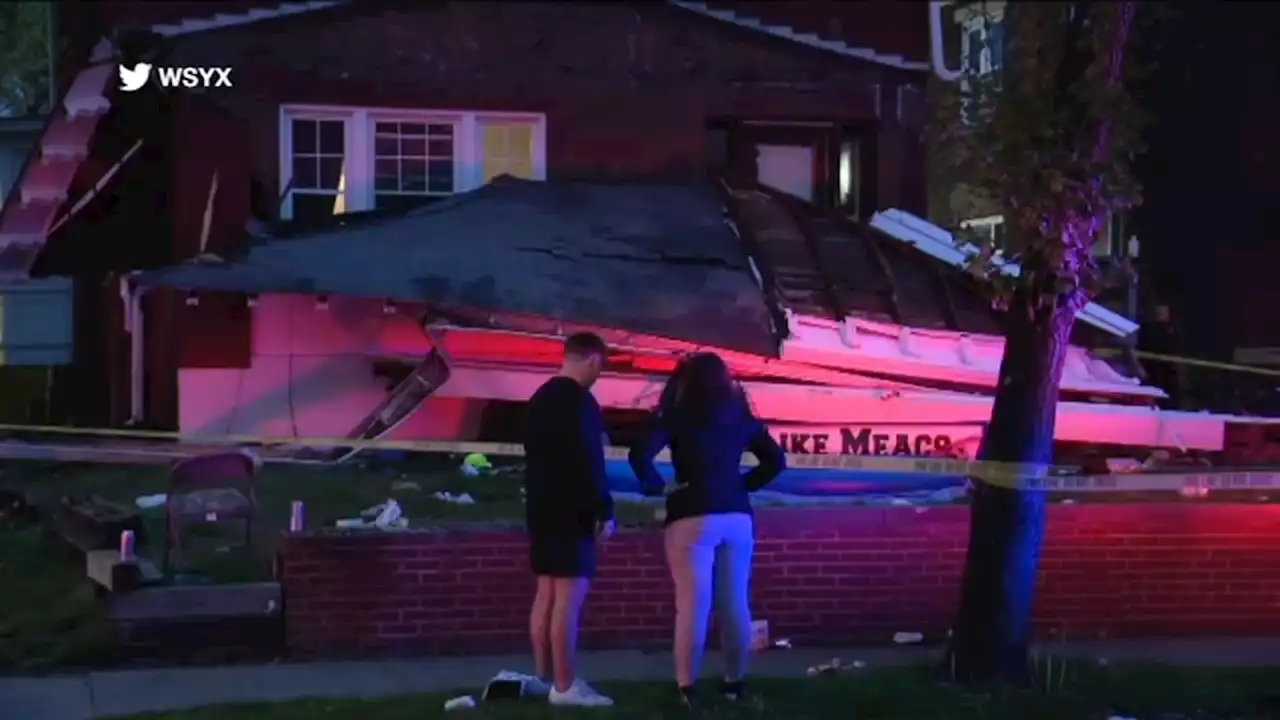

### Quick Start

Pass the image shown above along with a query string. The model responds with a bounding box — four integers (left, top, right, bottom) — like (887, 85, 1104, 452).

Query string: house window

(1093, 212, 1128, 259)
(960, 214, 1127, 258)
(288, 118, 348, 223)
(373, 121, 456, 213)
(959, 215, 1008, 251)
(279, 106, 547, 221)
(480, 122, 535, 184)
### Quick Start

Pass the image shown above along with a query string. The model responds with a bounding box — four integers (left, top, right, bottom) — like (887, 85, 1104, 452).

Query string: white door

(755, 144, 814, 201)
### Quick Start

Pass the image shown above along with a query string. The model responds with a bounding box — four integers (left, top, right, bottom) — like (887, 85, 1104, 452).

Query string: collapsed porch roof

(134, 178, 779, 356)
(870, 209, 1140, 338)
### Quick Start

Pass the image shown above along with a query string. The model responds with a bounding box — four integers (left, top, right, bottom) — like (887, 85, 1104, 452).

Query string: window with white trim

(960, 213, 1128, 258)
(288, 117, 349, 222)
(279, 106, 547, 222)
(373, 121, 456, 213)
(479, 122, 535, 184)
(959, 214, 1007, 251)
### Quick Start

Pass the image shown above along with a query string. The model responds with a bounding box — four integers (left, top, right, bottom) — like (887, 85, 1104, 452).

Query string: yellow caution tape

(0, 422, 1275, 494)
(1094, 348, 1280, 378)
(0, 421, 1057, 480)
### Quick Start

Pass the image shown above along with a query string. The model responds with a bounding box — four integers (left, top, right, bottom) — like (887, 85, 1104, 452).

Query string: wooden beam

(863, 233, 906, 325)
(932, 264, 963, 330)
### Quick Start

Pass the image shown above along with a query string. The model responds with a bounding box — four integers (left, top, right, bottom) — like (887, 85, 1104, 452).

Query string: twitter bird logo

(118, 63, 152, 92)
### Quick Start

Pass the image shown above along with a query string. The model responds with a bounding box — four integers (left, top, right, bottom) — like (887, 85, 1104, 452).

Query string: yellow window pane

(481, 158, 507, 185)
(482, 125, 509, 161)
(505, 125, 532, 161)
(505, 157, 533, 180)
(479, 122, 535, 184)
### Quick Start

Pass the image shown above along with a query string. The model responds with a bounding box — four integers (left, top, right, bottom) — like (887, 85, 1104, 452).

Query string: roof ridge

(91, 1, 346, 61)
(665, 1, 929, 73)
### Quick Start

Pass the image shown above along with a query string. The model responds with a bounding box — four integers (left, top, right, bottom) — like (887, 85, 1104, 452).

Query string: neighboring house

(0, 0, 1251, 461)
(932, 1, 1130, 266)
(0, 114, 74, 423)
(0, 118, 42, 202)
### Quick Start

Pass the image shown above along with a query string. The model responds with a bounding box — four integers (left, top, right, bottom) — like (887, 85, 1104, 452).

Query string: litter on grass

(443, 695, 476, 711)
(432, 491, 475, 505)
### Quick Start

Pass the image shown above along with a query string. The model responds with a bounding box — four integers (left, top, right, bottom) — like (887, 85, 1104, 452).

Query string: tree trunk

(942, 283, 1076, 687)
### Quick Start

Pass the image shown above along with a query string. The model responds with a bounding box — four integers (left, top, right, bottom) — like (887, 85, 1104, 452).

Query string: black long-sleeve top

(523, 376, 614, 537)
(628, 404, 786, 525)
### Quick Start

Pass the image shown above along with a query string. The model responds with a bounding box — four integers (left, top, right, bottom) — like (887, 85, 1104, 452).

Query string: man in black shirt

(523, 332, 615, 707)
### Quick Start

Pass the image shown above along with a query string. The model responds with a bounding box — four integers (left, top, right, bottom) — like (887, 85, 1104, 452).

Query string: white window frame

(278, 104, 547, 221)
(959, 214, 1005, 247)
(960, 213, 1126, 258)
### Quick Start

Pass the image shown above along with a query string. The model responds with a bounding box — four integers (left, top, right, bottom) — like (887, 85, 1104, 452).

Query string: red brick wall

(278, 505, 1280, 657)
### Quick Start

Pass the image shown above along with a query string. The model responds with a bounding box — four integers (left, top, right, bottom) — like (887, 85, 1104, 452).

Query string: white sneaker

(549, 679, 614, 707)
(524, 677, 553, 697)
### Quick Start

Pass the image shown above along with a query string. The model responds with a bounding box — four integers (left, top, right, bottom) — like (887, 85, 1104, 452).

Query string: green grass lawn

(108, 663, 1280, 719)
(0, 456, 656, 673)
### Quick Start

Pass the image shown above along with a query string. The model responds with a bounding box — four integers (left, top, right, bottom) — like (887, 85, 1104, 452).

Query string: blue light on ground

(602, 458, 963, 497)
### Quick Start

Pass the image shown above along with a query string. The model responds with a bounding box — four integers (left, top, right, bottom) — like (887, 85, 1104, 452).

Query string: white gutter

(119, 277, 147, 423)
(869, 209, 1140, 338)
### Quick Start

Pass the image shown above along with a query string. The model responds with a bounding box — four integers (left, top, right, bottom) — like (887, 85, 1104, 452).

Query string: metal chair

(162, 451, 259, 575)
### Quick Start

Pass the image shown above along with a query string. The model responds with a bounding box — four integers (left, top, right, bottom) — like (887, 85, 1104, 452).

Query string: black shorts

(529, 533, 596, 579)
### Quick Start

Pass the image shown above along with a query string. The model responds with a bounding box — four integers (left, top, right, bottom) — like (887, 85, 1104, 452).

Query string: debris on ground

(807, 658, 844, 676)
(390, 480, 421, 492)
(443, 695, 476, 711)
(135, 493, 167, 509)
(483, 671, 541, 701)
(1106, 457, 1143, 473)
(928, 486, 968, 503)
(333, 500, 408, 529)
(432, 491, 475, 505)
(460, 453, 492, 477)
(893, 631, 924, 644)
(749, 619, 770, 651)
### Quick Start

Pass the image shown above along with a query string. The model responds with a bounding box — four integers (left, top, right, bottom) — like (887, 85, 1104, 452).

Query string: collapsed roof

(135, 178, 779, 356)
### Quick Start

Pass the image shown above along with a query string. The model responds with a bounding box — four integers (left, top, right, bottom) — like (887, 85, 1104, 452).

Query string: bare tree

(0, 1, 54, 116)
(927, 0, 1163, 685)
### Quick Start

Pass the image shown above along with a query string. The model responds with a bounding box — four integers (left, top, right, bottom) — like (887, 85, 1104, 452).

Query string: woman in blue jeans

(628, 352, 786, 706)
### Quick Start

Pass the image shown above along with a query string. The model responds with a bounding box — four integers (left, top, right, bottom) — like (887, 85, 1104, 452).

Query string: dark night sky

(1135, 2, 1280, 354)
